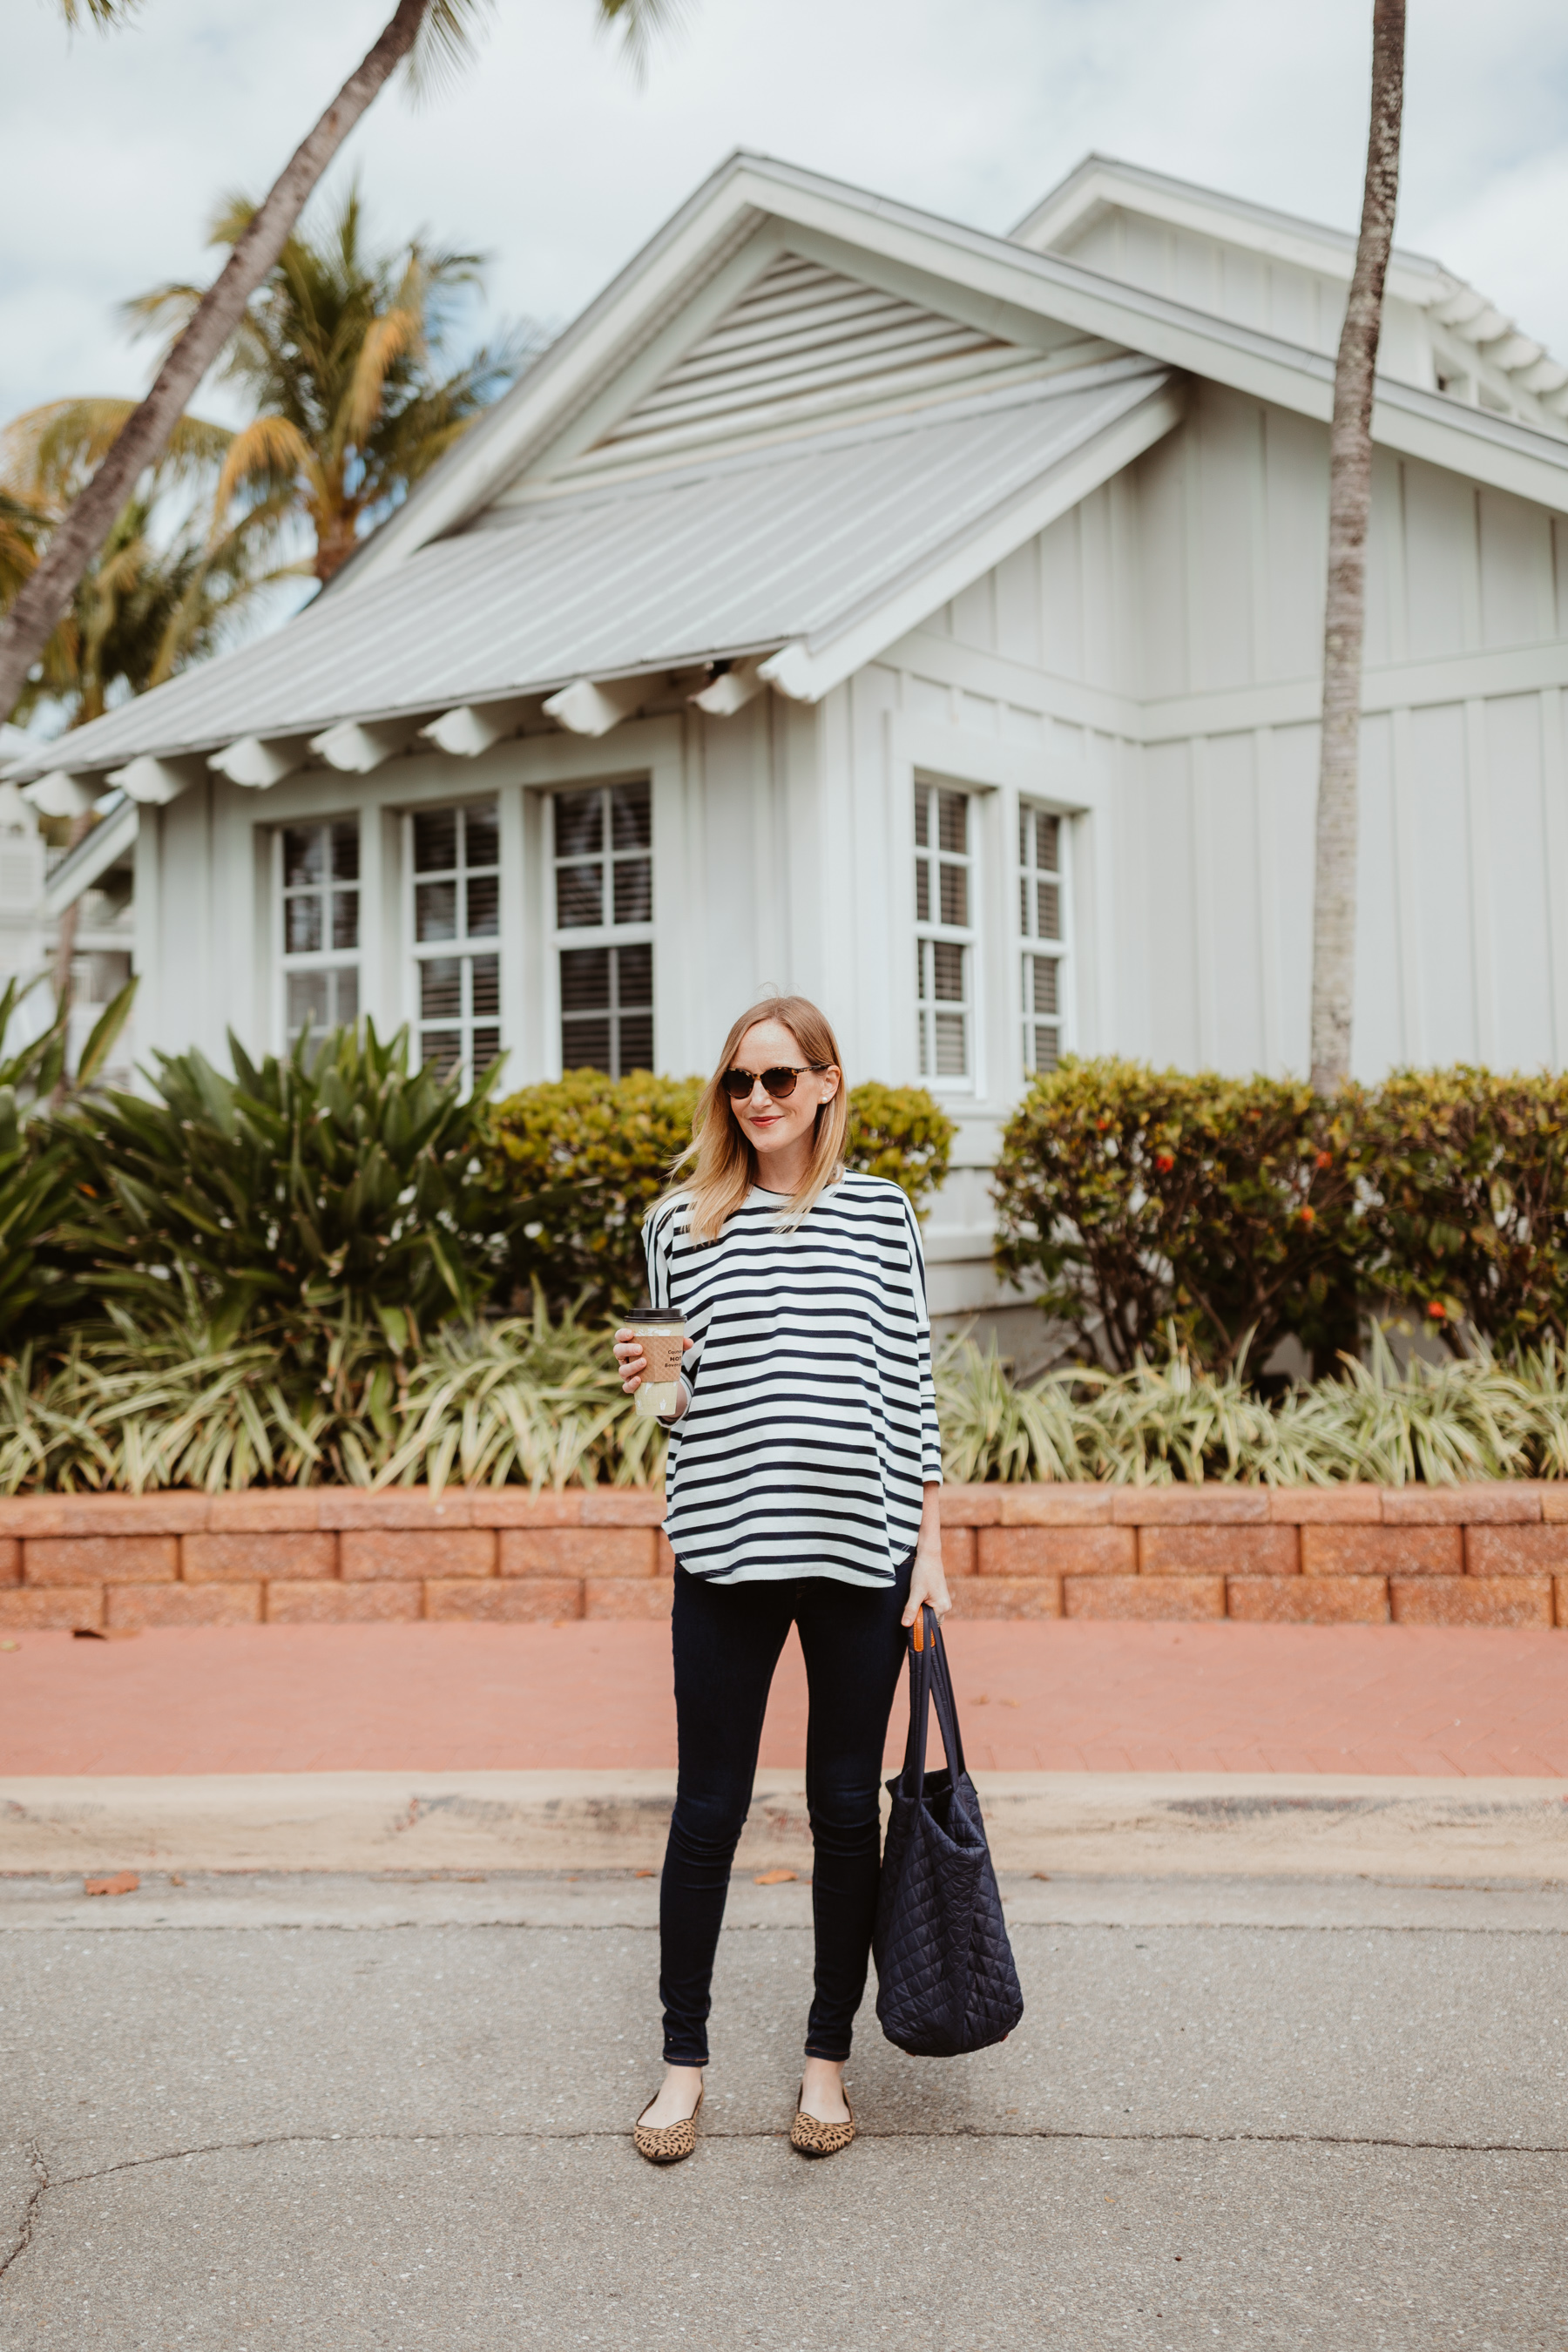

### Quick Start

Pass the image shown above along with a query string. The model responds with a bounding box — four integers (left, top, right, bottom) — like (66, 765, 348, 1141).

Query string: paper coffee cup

(624, 1311, 687, 1419)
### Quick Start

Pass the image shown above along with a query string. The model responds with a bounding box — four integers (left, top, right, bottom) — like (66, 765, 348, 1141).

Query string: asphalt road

(2, 1872, 1565, 2349)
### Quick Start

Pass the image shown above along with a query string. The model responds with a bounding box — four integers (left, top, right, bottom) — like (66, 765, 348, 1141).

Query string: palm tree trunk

(1308, 0, 1406, 1094)
(0, 0, 433, 727)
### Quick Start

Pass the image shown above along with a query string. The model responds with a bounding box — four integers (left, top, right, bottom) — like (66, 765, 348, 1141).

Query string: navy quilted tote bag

(873, 1605, 1024, 2057)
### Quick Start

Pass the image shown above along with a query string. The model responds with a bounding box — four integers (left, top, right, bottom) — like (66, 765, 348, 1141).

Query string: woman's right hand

(612, 1329, 648, 1395)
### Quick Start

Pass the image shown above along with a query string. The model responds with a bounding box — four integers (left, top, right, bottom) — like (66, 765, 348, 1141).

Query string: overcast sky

(5, 0, 1568, 425)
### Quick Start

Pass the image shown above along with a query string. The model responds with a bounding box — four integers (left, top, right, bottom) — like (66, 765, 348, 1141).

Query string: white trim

(42, 796, 139, 918)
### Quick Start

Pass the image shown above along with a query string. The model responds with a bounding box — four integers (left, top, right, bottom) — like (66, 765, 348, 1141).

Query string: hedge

(483, 1071, 956, 1313)
(995, 1058, 1568, 1368)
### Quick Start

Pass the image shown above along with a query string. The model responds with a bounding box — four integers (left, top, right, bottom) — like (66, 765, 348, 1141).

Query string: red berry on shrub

(1154, 1152, 1174, 1173)
(1299, 1206, 1315, 1225)
(1427, 1301, 1446, 1319)
(1315, 1151, 1332, 1169)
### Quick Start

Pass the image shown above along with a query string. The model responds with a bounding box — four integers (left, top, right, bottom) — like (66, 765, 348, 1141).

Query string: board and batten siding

(862, 376, 1568, 1088)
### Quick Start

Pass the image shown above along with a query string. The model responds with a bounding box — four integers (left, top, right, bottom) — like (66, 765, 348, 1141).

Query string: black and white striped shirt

(643, 1173, 943, 1587)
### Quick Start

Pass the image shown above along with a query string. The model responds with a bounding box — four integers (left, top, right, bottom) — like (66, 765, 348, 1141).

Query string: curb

(5, 1768, 1568, 1880)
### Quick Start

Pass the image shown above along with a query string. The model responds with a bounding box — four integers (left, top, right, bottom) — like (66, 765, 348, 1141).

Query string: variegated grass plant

(934, 1322, 1568, 1487)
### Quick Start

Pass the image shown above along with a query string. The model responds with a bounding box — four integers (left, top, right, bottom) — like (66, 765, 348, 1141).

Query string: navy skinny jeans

(659, 1557, 914, 2068)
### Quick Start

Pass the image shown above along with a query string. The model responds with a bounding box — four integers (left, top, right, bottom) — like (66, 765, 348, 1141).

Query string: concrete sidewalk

(3, 1869, 1564, 2349)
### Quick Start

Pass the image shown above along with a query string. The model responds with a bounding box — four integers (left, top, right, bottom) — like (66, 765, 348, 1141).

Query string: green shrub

(483, 1071, 702, 1314)
(845, 1082, 956, 1206)
(1354, 1068, 1568, 1355)
(0, 971, 136, 1344)
(483, 1072, 956, 1314)
(50, 1022, 504, 1355)
(992, 1058, 1364, 1375)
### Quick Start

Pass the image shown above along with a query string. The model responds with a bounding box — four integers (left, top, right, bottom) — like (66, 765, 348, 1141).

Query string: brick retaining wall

(3, 1483, 1568, 1629)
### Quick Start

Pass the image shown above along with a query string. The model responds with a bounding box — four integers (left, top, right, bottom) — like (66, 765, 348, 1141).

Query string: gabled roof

(1012, 153, 1568, 431)
(10, 362, 1178, 781)
(16, 150, 1568, 801)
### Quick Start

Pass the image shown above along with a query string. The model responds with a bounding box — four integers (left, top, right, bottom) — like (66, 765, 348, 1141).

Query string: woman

(614, 995, 950, 2166)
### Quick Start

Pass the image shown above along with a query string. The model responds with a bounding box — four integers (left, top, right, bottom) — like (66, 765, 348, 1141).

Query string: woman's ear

(820, 1065, 841, 1103)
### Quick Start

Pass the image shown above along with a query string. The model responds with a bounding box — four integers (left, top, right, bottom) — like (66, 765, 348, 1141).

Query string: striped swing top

(642, 1172, 943, 1587)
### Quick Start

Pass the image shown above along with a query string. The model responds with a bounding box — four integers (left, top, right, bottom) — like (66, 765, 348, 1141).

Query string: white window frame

(403, 797, 501, 1090)
(913, 777, 978, 1092)
(1018, 798, 1074, 1078)
(274, 817, 362, 1051)
(549, 779, 654, 1078)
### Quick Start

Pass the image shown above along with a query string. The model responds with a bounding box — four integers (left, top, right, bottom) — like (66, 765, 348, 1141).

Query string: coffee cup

(623, 1309, 687, 1419)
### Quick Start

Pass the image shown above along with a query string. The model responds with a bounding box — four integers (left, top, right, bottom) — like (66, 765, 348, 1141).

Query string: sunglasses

(720, 1063, 829, 1102)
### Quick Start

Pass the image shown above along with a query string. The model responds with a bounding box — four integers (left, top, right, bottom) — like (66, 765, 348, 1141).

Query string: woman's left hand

(902, 1543, 952, 1628)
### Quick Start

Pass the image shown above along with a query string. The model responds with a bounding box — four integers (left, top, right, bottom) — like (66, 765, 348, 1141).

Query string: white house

(15, 152, 1568, 1320)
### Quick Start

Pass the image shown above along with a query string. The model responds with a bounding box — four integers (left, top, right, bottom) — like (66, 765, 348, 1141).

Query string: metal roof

(9, 361, 1167, 784)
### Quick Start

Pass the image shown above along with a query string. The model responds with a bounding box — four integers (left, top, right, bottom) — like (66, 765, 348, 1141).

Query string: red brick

(1465, 1524, 1568, 1576)
(1227, 1575, 1389, 1624)
(24, 1536, 178, 1586)
(655, 1532, 677, 1575)
(580, 1490, 666, 1525)
(340, 1529, 495, 1582)
(466, 1490, 583, 1527)
(1382, 1485, 1539, 1524)
(584, 1578, 673, 1620)
(0, 1585, 102, 1630)
(1538, 1488, 1568, 1524)
(938, 1484, 1002, 1525)
(1267, 1486, 1383, 1523)
(1557, 1576, 1568, 1626)
(183, 1532, 337, 1583)
(499, 1527, 656, 1578)
(1301, 1524, 1461, 1578)
(1064, 1574, 1225, 1620)
(1390, 1576, 1553, 1628)
(318, 1489, 475, 1530)
(424, 1578, 583, 1622)
(1140, 1524, 1300, 1575)
(7, 1492, 211, 1535)
(940, 1528, 977, 1578)
(997, 1484, 1113, 1525)
(1111, 1489, 1267, 1524)
(0, 1538, 18, 1587)
(107, 1582, 261, 1628)
(948, 1577, 1062, 1619)
(265, 1580, 421, 1623)
(977, 1525, 1134, 1578)
(206, 1491, 323, 1531)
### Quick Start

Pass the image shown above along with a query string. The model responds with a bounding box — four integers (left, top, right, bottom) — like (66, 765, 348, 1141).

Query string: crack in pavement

(0, 2141, 47, 2286)
(20, 2120, 1568, 2199)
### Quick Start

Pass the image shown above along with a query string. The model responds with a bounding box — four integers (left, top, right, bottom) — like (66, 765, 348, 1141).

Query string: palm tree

(0, 0, 674, 725)
(2, 398, 294, 730)
(2, 397, 296, 1024)
(1308, 0, 1407, 1093)
(129, 186, 527, 584)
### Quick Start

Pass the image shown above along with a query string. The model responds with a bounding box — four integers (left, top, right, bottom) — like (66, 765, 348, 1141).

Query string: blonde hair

(672, 996, 848, 1245)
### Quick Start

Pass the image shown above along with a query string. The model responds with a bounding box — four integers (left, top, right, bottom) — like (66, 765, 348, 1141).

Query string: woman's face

(726, 1018, 841, 1170)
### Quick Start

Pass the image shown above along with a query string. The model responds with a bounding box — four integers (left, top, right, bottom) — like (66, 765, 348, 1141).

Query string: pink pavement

(2, 1620, 1567, 1779)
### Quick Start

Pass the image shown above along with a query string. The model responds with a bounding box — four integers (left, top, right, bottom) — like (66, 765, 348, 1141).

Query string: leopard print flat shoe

(789, 2083, 855, 2157)
(633, 2081, 703, 2165)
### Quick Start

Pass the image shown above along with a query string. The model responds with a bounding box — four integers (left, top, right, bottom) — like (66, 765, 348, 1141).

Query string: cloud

(4, 0, 1568, 424)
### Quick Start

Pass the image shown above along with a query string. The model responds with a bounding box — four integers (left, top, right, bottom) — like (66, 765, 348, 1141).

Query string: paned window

(914, 781, 974, 1083)
(280, 819, 360, 1044)
(1019, 803, 1069, 1075)
(551, 781, 653, 1074)
(411, 800, 500, 1084)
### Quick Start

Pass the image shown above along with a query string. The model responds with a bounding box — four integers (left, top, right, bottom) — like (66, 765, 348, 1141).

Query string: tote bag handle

(899, 1604, 969, 1798)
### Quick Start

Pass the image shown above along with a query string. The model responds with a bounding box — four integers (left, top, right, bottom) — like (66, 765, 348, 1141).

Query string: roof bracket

(209, 735, 311, 789)
(542, 677, 645, 738)
(689, 658, 767, 717)
(23, 770, 99, 820)
(108, 754, 205, 807)
(421, 699, 533, 758)
(309, 718, 420, 774)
